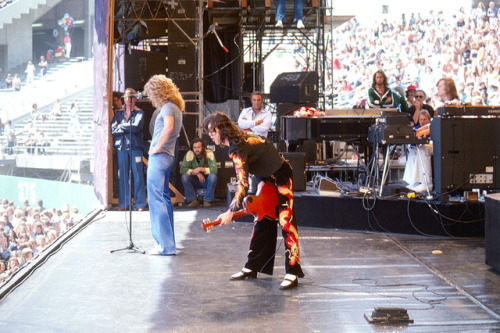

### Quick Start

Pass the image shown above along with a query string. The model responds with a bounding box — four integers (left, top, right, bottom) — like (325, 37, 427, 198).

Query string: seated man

(180, 138, 218, 207)
(403, 110, 433, 194)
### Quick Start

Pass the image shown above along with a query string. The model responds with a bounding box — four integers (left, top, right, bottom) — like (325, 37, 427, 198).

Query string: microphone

(204, 23, 228, 53)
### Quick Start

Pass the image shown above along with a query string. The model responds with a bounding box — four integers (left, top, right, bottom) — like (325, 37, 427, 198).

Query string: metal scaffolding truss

(237, 0, 331, 110)
(111, 0, 205, 136)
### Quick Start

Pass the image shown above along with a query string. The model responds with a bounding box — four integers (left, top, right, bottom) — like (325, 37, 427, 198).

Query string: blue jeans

(116, 148, 147, 209)
(276, 0, 303, 22)
(147, 153, 176, 254)
(181, 173, 217, 203)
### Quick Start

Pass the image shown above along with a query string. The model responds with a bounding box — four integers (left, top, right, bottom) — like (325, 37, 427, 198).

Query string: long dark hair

(203, 112, 248, 146)
(372, 69, 388, 87)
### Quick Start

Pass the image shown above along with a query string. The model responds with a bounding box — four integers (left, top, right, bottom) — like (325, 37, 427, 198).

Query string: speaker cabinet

(270, 72, 318, 104)
(280, 152, 306, 191)
(168, 44, 197, 92)
(431, 117, 500, 196)
(124, 50, 167, 92)
(485, 193, 500, 271)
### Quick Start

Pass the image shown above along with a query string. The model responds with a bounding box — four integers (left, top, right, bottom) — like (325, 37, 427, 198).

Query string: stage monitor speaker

(270, 72, 318, 104)
(281, 152, 306, 191)
(124, 50, 167, 93)
(431, 117, 500, 196)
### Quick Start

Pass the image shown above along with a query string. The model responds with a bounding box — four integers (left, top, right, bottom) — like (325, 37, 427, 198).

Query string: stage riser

(294, 195, 484, 237)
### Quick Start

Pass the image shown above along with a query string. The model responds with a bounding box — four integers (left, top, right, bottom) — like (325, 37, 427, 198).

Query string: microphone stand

(111, 95, 145, 254)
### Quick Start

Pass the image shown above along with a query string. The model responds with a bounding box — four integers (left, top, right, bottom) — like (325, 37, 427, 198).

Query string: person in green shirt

(180, 137, 218, 207)
(367, 69, 408, 113)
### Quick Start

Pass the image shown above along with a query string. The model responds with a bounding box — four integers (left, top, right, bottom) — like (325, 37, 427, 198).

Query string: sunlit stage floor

(0, 205, 499, 332)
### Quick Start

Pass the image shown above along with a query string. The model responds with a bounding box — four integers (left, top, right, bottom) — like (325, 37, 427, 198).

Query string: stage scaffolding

(110, 0, 204, 138)
(109, 0, 344, 132)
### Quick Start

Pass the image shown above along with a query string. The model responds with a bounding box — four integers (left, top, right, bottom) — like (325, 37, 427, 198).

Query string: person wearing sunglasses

(407, 90, 435, 125)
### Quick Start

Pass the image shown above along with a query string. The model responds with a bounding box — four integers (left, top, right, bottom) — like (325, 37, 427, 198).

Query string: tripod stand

(111, 94, 145, 254)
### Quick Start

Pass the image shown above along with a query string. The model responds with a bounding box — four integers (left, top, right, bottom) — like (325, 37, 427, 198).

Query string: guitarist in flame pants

(204, 112, 304, 290)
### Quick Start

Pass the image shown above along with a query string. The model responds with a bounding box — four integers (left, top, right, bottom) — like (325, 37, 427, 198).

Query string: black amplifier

(437, 105, 500, 117)
(368, 123, 429, 145)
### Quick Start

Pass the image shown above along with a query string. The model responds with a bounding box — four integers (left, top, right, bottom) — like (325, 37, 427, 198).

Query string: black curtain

(203, 28, 240, 103)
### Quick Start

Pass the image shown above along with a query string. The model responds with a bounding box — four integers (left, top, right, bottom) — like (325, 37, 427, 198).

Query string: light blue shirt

(151, 102, 182, 155)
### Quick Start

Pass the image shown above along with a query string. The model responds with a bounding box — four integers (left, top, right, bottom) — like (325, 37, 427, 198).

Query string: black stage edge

(294, 190, 485, 237)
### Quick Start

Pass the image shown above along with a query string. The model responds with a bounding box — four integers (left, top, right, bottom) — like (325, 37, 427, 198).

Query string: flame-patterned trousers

(244, 160, 304, 277)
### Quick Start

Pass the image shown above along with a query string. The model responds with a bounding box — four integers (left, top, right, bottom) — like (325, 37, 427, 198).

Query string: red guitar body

(202, 182, 279, 232)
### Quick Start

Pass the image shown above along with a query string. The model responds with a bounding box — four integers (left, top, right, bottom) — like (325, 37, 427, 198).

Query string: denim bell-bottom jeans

(276, 0, 303, 22)
(117, 148, 147, 209)
(147, 152, 176, 254)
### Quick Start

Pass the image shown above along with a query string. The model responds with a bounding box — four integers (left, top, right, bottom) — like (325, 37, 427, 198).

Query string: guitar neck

(202, 207, 249, 231)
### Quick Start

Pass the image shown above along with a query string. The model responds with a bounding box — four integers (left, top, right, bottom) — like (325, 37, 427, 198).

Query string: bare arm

(149, 114, 173, 155)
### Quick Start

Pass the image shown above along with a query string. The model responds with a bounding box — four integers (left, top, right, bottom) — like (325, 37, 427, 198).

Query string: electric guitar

(201, 182, 279, 232)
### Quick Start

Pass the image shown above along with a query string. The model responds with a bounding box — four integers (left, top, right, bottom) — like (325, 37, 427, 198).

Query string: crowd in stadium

(0, 198, 83, 283)
(327, 3, 500, 108)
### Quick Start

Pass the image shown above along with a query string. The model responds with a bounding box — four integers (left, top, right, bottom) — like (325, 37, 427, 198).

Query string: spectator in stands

(0, 216, 11, 234)
(0, 261, 6, 279)
(25, 61, 35, 86)
(36, 200, 45, 212)
(403, 109, 433, 194)
(31, 103, 41, 121)
(67, 99, 81, 134)
(7, 257, 19, 273)
(50, 98, 62, 118)
(275, 0, 304, 29)
(20, 248, 33, 262)
(487, 2, 498, 24)
(34, 131, 50, 155)
(5, 74, 12, 89)
(406, 85, 417, 107)
(64, 33, 72, 58)
(180, 137, 218, 208)
(23, 128, 38, 155)
(110, 88, 147, 211)
(38, 56, 48, 81)
(367, 69, 409, 113)
(237, 91, 272, 138)
(12, 74, 21, 91)
(69, 98, 79, 116)
(488, 81, 500, 105)
(4, 120, 16, 155)
(35, 235, 47, 252)
(408, 90, 435, 124)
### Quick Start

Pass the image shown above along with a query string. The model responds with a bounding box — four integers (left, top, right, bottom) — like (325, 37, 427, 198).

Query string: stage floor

(1, 205, 500, 332)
